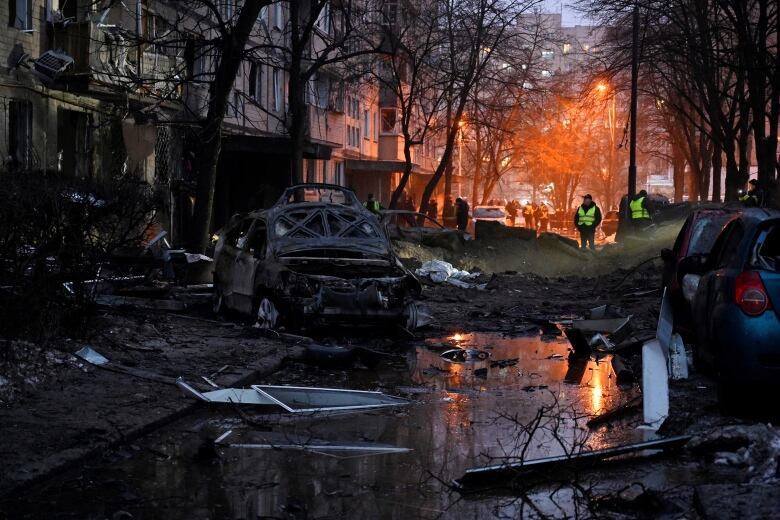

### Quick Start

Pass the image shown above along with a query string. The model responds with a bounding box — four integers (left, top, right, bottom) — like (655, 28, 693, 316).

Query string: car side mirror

(661, 248, 675, 262)
(682, 274, 701, 304)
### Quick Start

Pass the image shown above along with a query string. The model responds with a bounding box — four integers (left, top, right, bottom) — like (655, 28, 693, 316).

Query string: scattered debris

(521, 384, 549, 392)
(94, 295, 189, 312)
(178, 379, 410, 414)
(642, 338, 668, 430)
(611, 354, 634, 385)
(490, 358, 519, 368)
(453, 435, 691, 490)
(687, 424, 780, 482)
(415, 260, 487, 289)
(422, 365, 449, 376)
(587, 396, 642, 428)
(75, 347, 178, 386)
(214, 430, 411, 455)
(303, 343, 390, 369)
(440, 348, 491, 363)
(668, 333, 689, 380)
(564, 328, 592, 358)
(74, 346, 109, 366)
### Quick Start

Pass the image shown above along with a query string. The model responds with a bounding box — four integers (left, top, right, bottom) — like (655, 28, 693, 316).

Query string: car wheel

(255, 297, 279, 329)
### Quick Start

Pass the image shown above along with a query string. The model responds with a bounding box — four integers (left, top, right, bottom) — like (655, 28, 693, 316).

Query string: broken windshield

(274, 208, 381, 240)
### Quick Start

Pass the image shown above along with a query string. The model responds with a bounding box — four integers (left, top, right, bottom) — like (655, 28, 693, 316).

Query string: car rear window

(688, 213, 734, 256)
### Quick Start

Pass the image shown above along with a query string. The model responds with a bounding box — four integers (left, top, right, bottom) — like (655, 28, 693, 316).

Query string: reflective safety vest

(630, 197, 650, 220)
(577, 205, 597, 226)
(364, 200, 380, 212)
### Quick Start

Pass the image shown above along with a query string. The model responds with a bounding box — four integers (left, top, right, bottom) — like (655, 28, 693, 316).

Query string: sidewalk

(0, 310, 299, 497)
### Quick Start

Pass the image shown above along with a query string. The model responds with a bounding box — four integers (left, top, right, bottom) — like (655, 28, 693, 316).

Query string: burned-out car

(213, 184, 422, 329)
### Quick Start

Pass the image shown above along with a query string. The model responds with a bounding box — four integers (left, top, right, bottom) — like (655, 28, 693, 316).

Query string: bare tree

(415, 0, 545, 220)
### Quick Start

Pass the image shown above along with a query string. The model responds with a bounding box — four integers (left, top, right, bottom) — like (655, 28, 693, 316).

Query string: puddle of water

(4, 332, 651, 519)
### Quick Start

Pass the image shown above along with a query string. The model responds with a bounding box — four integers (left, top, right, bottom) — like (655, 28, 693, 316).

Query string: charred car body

(213, 184, 421, 329)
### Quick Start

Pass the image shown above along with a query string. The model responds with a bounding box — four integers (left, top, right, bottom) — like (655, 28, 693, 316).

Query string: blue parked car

(685, 209, 780, 411)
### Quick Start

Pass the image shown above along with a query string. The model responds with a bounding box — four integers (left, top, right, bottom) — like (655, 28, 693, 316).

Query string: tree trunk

(389, 141, 414, 209)
(288, 0, 305, 185)
(672, 144, 686, 203)
(188, 0, 268, 253)
(711, 141, 722, 202)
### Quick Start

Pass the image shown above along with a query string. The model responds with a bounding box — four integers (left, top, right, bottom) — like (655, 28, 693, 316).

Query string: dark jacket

(574, 203, 602, 230)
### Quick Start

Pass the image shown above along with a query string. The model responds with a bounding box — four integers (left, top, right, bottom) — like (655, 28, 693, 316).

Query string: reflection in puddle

(6, 332, 644, 519)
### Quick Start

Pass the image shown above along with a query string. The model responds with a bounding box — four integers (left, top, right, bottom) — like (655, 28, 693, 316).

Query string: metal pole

(458, 128, 462, 196)
(628, 3, 640, 198)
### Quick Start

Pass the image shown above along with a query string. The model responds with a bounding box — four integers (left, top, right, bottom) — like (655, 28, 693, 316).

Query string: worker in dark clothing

(629, 189, 653, 232)
(522, 201, 534, 229)
(574, 194, 602, 250)
(739, 179, 764, 207)
(455, 197, 470, 231)
(364, 193, 383, 215)
(427, 198, 439, 221)
(537, 204, 550, 233)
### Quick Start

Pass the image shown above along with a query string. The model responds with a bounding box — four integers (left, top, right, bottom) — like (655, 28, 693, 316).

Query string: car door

(695, 221, 744, 360)
(230, 218, 268, 315)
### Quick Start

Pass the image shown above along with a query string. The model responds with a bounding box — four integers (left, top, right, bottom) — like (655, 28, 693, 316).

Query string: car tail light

(735, 271, 772, 316)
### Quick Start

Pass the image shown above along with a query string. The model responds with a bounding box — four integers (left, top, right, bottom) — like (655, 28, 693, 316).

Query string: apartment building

(0, 0, 442, 242)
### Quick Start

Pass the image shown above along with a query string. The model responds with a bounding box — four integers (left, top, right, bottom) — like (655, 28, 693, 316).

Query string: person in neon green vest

(629, 189, 653, 231)
(573, 194, 602, 250)
(363, 193, 383, 215)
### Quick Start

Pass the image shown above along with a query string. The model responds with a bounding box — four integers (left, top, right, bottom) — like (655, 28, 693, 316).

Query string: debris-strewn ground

(0, 310, 297, 497)
(2, 222, 779, 518)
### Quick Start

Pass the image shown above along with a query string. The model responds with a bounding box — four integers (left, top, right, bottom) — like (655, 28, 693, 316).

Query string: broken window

(272, 68, 281, 112)
(248, 62, 261, 101)
(9, 0, 32, 30)
(380, 108, 398, 134)
(230, 218, 254, 249)
(246, 219, 267, 257)
(754, 225, 780, 272)
(8, 99, 32, 171)
(57, 109, 92, 179)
